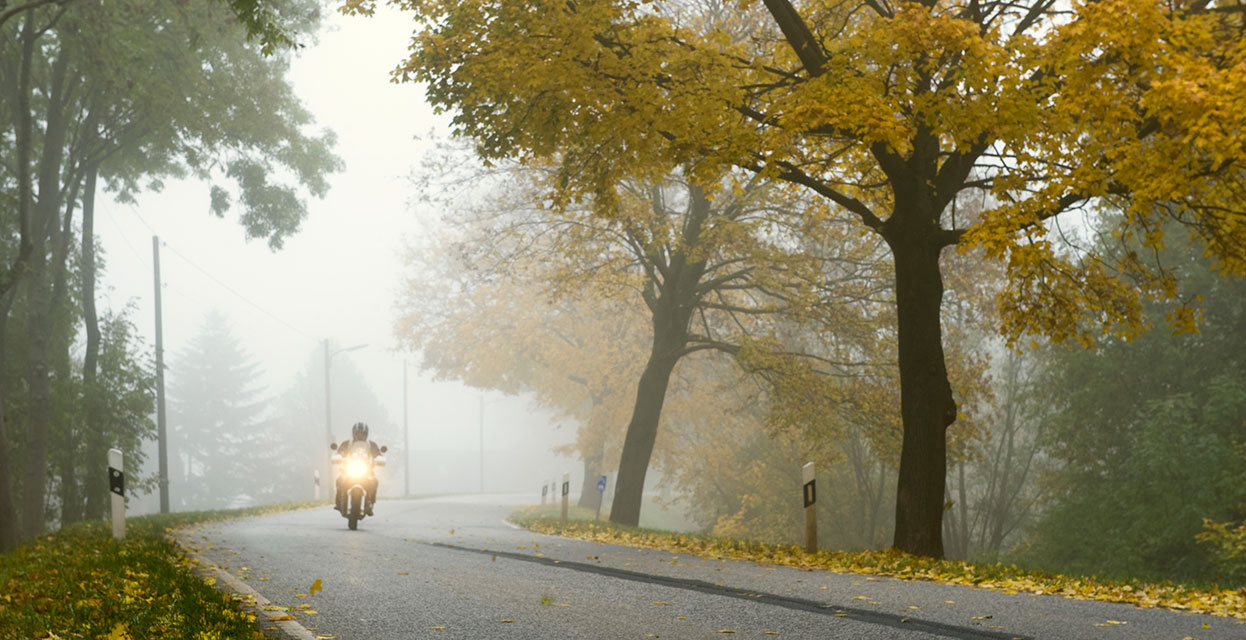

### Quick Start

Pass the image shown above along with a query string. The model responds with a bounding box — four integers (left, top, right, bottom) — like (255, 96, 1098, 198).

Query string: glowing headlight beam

(346, 457, 369, 479)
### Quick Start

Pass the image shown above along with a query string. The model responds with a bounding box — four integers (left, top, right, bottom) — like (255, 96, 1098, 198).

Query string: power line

(119, 203, 316, 342)
(98, 202, 148, 267)
(159, 240, 315, 341)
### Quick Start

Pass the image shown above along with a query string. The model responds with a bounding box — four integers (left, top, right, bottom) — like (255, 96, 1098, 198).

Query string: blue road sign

(596, 475, 607, 492)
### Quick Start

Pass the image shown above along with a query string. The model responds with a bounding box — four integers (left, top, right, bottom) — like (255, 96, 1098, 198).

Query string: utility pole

(479, 393, 485, 493)
(324, 340, 367, 499)
(323, 339, 332, 491)
(152, 236, 169, 513)
(403, 359, 409, 497)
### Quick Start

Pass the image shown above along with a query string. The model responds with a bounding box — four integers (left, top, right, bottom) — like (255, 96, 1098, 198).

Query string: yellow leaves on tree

(364, 0, 1246, 557)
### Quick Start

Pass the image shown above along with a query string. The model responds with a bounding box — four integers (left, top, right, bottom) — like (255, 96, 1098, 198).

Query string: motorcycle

(330, 441, 386, 530)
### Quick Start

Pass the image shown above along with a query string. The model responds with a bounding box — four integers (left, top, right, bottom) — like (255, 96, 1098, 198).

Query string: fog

(91, 8, 579, 513)
(6, 0, 1241, 591)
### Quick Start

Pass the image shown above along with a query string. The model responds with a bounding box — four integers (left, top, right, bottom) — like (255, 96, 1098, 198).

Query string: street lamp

(323, 339, 367, 499)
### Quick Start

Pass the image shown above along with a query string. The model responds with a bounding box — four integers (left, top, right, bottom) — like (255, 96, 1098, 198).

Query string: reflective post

(560, 472, 570, 525)
(803, 462, 817, 554)
(109, 448, 125, 540)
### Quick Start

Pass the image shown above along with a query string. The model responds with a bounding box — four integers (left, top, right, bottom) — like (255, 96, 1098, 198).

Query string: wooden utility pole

(152, 237, 169, 513)
(403, 360, 409, 497)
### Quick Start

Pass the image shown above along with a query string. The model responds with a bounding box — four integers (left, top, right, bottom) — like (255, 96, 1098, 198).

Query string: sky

(93, 6, 579, 497)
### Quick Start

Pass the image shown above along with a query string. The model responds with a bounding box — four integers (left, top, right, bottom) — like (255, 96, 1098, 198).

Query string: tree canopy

(351, 0, 1246, 557)
(0, 0, 339, 547)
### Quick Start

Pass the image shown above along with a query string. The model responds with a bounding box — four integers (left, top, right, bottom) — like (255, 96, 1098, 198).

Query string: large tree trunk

(885, 225, 957, 558)
(20, 45, 71, 539)
(2, 13, 37, 297)
(51, 171, 82, 526)
(608, 343, 681, 527)
(577, 451, 603, 511)
(608, 186, 710, 528)
(81, 166, 107, 520)
(22, 247, 54, 538)
(0, 15, 40, 549)
(0, 292, 19, 552)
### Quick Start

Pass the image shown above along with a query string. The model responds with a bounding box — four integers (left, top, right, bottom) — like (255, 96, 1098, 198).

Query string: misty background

(93, 7, 580, 511)
(2, 0, 1242, 591)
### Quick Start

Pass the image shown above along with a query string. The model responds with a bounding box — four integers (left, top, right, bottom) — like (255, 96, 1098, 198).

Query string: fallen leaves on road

(309, 578, 323, 595)
(512, 510, 1246, 619)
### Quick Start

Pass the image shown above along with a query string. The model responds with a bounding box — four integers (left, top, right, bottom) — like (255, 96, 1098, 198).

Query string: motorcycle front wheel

(348, 487, 363, 530)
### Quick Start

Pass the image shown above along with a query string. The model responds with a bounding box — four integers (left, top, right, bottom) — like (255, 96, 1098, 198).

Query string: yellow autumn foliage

(515, 511, 1246, 619)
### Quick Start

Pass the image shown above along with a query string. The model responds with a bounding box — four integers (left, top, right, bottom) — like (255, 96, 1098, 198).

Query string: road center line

(426, 542, 1027, 640)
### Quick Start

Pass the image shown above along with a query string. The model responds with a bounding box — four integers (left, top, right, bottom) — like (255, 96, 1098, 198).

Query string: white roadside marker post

(109, 448, 125, 541)
(803, 462, 817, 554)
(560, 472, 570, 525)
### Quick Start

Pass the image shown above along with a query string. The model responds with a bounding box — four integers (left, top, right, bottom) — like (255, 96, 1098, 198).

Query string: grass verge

(0, 501, 322, 639)
(511, 505, 1246, 620)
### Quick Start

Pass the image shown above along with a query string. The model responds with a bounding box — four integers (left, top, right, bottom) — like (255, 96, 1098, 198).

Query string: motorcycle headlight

(346, 457, 369, 479)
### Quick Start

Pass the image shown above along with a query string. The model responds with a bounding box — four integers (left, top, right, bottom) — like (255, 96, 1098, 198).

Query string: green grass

(0, 501, 321, 640)
(511, 508, 1246, 619)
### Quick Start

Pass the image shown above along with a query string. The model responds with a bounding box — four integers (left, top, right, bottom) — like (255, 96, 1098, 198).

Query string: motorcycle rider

(333, 421, 385, 516)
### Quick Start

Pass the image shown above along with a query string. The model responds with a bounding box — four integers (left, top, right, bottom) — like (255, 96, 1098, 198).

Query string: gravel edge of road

(172, 531, 322, 640)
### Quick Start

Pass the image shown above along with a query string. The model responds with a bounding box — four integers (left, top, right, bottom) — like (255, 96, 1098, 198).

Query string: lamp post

(403, 359, 409, 497)
(323, 339, 367, 496)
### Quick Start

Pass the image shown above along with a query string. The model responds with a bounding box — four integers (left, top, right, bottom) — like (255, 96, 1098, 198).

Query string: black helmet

(351, 422, 369, 441)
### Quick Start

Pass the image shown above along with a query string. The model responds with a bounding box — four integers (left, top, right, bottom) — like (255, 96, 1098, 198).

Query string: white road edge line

(502, 518, 523, 530)
(172, 532, 321, 640)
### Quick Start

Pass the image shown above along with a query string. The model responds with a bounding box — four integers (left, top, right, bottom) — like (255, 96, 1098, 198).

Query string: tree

(0, 0, 339, 544)
(397, 237, 651, 509)
(1020, 224, 1246, 583)
(398, 145, 884, 527)
(167, 311, 271, 510)
(348, 0, 1246, 556)
(53, 308, 158, 525)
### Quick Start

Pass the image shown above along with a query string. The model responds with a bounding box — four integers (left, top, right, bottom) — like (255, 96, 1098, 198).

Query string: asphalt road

(180, 495, 1243, 639)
